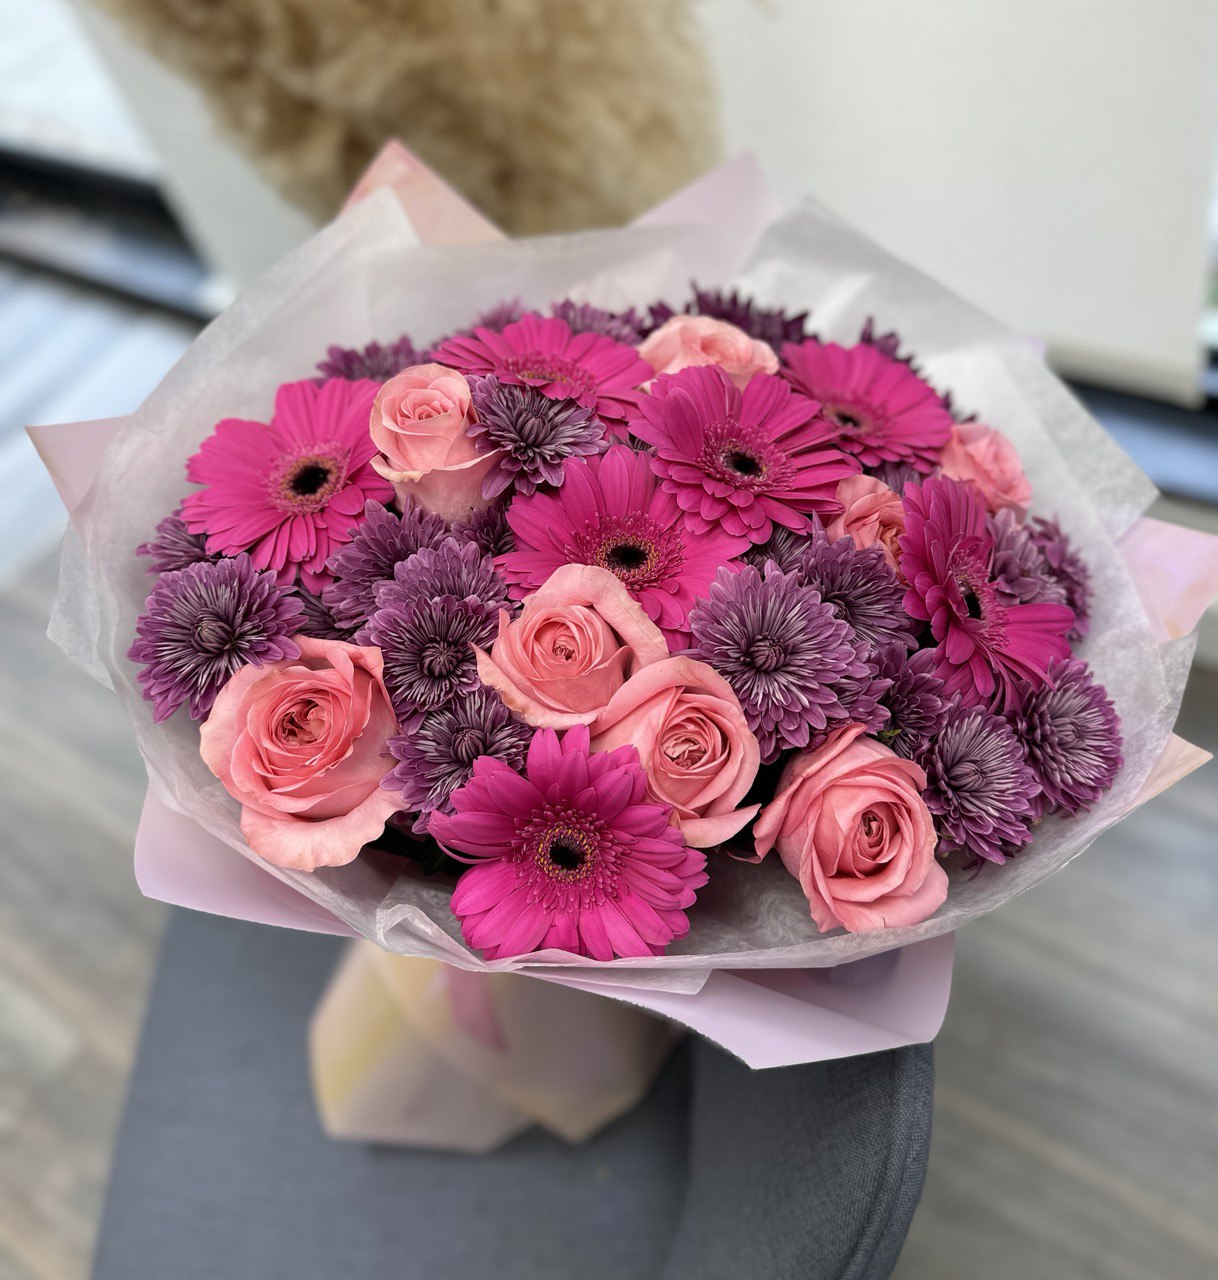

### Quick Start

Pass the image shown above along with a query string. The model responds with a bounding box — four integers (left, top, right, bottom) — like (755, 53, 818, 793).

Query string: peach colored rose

(589, 656, 760, 847)
(475, 564, 668, 729)
(638, 315, 778, 389)
(938, 421, 1031, 514)
(370, 362, 502, 521)
(199, 637, 399, 871)
(826, 475, 906, 571)
(753, 723, 946, 933)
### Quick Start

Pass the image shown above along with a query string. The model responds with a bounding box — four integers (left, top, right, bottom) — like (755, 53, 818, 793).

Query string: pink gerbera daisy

(500, 444, 750, 646)
(899, 476, 1074, 711)
(430, 313, 651, 429)
(430, 725, 708, 961)
(782, 339, 954, 472)
(628, 365, 858, 544)
(182, 378, 391, 593)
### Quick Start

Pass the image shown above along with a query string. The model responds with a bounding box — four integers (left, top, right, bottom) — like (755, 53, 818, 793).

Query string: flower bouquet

(33, 146, 1217, 1149)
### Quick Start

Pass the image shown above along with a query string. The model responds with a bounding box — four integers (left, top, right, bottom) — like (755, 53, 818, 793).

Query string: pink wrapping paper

(29, 144, 1217, 1078)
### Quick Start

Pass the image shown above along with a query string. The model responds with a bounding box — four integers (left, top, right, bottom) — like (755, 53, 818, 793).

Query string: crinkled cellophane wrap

(51, 190, 1189, 997)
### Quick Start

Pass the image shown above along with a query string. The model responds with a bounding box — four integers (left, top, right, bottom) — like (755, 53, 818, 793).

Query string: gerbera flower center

(574, 514, 683, 593)
(722, 447, 765, 479)
(603, 539, 651, 573)
(269, 444, 349, 515)
(533, 822, 599, 881)
(825, 404, 869, 433)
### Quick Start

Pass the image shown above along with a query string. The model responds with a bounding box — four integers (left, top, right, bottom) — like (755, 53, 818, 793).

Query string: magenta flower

(430, 725, 708, 961)
(899, 477, 1074, 712)
(181, 379, 391, 593)
(781, 339, 954, 473)
(629, 366, 858, 544)
(500, 444, 750, 646)
(431, 313, 652, 430)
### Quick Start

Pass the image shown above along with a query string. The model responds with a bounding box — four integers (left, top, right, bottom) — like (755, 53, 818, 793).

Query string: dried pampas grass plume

(89, 0, 723, 234)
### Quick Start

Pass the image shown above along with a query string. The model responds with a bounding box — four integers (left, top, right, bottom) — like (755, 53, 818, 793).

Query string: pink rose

(589, 656, 760, 847)
(475, 564, 668, 729)
(199, 637, 399, 871)
(826, 475, 906, 571)
(638, 315, 778, 389)
(753, 723, 946, 933)
(370, 362, 502, 521)
(938, 421, 1031, 514)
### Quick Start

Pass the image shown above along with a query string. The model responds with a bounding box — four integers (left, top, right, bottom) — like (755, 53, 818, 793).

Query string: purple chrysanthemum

(742, 525, 818, 576)
(367, 539, 511, 634)
(689, 563, 871, 764)
(365, 593, 498, 725)
(874, 646, 950, 760)
(292, 585, 354, 642)
(468, 376, 607, 498)
(825, 656, 892, 743)
(137, 507, 216, 575)
(315, 335, 422, 383)
(323, 500, 448, 634)
(549, 300, 645, 345)
(988, 509, 1067, 610)
(1030, 516, 1093, 643)
(868, 459, 925, 494)
(128, 554, 304, 723)
(792, 535, 918, 654)
(650, 286, 810, 347)
(450, 503, 515, 557)
(473, 299, 527, 333)
(919, 701, 1040, 864)
(1016, 659, 1121, 818)
(384, 686, 532, 834)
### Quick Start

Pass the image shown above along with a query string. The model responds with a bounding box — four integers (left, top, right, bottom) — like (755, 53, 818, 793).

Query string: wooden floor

(0, 267, 1216, 1280)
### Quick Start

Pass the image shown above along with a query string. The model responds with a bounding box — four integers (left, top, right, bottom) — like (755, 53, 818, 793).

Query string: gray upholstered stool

(91, 910, 932, 1280)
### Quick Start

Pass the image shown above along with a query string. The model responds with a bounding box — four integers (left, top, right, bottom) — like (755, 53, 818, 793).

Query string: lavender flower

(384, 687, 532, 833)
(875, 646, 950, 759)
(1016, 659, 1121, 817)
(366, 594, 498, 724)
(792, 535, 918, 654)
(468, 377, 607, 498)
(689, 564, 871, 764)
(128, 555, 304, 723)
(323, 500, 448, 633)
(1030, 516, 1093, 642)
(549, 299, 645, 345)
(919, 701, 1040, 864)
(988, 508, 1067, 610)
(137, 508, 215, 575)
(315, 336, 421, 383)
(450, 502, 514, 557)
